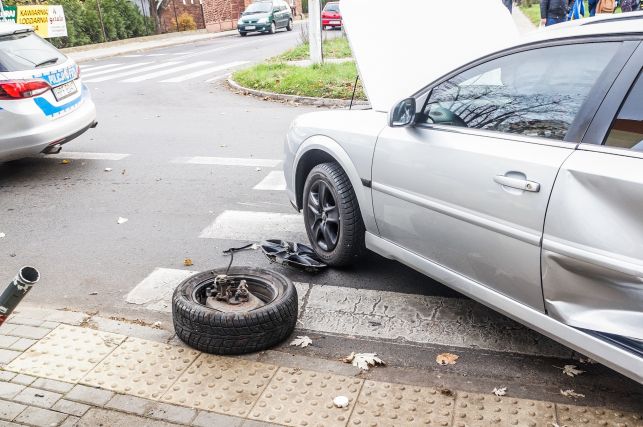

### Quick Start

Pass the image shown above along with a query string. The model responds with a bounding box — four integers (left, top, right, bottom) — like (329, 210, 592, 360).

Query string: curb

(226, 77, 370, 108)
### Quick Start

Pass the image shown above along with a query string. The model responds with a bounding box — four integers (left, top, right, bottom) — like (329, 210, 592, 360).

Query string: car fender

(293, 134, 378, 234)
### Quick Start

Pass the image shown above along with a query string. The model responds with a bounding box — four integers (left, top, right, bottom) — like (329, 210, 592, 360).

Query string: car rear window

(324, 3, 340, 12)
(0, 30, 66, 72)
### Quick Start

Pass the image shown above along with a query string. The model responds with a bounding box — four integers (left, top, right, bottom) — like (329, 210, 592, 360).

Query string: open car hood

(341, 0, 520, 112)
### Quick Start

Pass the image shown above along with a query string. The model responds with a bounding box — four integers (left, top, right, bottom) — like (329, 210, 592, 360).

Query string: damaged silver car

(284, 8, 643, 382)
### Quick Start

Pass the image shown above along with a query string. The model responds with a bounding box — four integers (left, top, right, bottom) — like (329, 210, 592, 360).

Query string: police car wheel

(172, 267, 298, 355)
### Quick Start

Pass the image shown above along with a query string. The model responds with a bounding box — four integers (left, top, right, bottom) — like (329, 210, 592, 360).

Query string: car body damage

(543, 149, 643, 341)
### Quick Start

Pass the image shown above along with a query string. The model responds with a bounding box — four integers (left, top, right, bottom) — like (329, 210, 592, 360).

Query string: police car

(0, 22, 96, 162)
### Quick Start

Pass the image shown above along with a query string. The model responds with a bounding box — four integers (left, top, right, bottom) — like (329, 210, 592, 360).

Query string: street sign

(16, 5, 67, 38)
(0, 5, 17, 22)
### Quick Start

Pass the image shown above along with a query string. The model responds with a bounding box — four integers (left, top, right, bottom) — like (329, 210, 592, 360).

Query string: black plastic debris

(260, 240, 327, 272)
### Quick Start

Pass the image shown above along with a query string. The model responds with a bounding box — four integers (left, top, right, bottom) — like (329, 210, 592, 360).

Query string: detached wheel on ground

(303, 162, 365, 266)
(269, 22, 276, 34)
(286, 19, 293, 31)
(172, 267, 297, 355)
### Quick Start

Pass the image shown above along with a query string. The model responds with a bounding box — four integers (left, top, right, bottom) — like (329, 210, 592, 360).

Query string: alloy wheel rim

(307, 179, 340, 251)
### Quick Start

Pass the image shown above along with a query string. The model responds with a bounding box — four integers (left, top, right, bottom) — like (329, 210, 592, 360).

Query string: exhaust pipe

(0, 267, 40, 326)
(42, 144, 62, 155)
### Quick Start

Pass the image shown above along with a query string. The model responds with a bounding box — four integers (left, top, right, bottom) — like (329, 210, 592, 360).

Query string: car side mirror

(273, 7, 279, 12)
(389, 98, 416, 128)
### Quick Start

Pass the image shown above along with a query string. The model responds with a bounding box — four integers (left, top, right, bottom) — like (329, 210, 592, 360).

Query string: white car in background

(0, 23, 96, 162)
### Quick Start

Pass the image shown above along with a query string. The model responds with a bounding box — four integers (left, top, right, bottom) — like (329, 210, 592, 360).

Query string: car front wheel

(286, 19, 293, 31)
(269, 22, 276, 34)
(303, 162, 365, 266)
(239, 31, 247, 37)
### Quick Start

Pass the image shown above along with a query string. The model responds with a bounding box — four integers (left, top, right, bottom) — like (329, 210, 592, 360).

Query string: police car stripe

(84, 62, 184, 83)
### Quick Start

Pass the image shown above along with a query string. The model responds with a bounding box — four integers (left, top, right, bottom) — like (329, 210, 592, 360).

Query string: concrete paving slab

(11, 374, 36, 386)
(51, 399, 91, 417)
(8, 339, 37, 353)
(31, 379, 74, 394)
(105, 394, 155, 415)
(4, 326, 50, 340)
(6, 325, 125, 383)
(0, 337, 19, 350)
(14, 406, 67, 427)
(13, 386, 62, 408)
(82, 337, 199, 400)
(65, 385, 114, 406)
(160, 354, 277, 417)
(76, 408, 182, 427)
(0, 382, 25, 400)
(146, 402, 197, 424)
(0, 400, 26, 421)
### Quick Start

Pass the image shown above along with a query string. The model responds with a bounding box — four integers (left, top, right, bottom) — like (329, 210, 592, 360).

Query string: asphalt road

(1, 27, 641, 404)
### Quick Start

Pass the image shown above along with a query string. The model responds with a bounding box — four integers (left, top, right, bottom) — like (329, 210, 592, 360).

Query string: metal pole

(0, 267, 40, 326)
(96, 0, 108, 42)
(308, 0, 322, 64)
(171, 0, 179, 31)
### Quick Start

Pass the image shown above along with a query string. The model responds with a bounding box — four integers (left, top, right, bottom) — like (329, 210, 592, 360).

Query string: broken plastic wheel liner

(172, 266, 298, 355)
(260, 239, 327, 272)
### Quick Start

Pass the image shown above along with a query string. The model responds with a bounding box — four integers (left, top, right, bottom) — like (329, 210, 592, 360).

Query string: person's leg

(546, 16, 566, 25)
(621, 0, 633, 11)
(588, 0, 598, 16)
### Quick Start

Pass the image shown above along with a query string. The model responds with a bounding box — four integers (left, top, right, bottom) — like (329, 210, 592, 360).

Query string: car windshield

(244, 2, 272, 14)
(324, 3, 340, 12)
(0, 30, 66, 72)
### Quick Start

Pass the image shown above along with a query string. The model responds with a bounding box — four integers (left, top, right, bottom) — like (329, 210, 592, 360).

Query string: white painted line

(120, 54, 143, 58)
(173, 156, 281, 167)
(125, 268, 196, 312)
(79, 63, 123, 73)
(84, 61, 183, 83)
(199, 210, 304, 240)
(81, 62, 154, 78)
(160, 61, 249, 83)
(122, 61, 213, 82)
(45, 152, 130, 160)
(253, 171, 286, 191)
(146, 53, 169, 56)
(124, 272, 570, 358)
(204, 73, 229, 83)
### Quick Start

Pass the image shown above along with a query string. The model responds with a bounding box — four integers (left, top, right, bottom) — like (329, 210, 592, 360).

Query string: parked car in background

(237, 0, 293, 36)
(284, 13, 643, 383)
(0, 23, 97, 163)
(322, 2, 342, 29)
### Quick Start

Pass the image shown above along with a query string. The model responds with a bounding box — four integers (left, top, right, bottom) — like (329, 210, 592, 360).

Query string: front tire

(239, 31, 247, 37)
(303, 162, 365, 266)
(286, 19, 293, 31)
(269, 22, 276, 34)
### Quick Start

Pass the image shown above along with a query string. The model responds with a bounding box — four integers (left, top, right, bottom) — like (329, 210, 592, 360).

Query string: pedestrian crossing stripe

(82, 62, 154, 79)
(84, 61, 184, 83)
(159, 61, 249, 83)
(123, 61, 213, 83)
(253, 170, 286, 191)
(80, 63, 123, 73)
(199, 210, 304, 241)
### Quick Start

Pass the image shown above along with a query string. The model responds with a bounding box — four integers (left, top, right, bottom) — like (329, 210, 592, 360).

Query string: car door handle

(494, 175, 540, 192)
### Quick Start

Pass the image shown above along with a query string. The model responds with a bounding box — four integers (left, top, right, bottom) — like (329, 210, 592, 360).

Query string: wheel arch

(293, 135, 377, 233)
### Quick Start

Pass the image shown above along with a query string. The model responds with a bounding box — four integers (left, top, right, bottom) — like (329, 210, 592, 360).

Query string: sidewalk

(61, 30, 238, 63)
(0, 307, 640, 427)
(513, 6, 538, 34)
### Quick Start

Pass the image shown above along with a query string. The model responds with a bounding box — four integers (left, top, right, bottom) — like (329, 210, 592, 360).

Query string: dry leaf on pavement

(492, 387, 507, 396)
(560, 389, 585, 399)
(183, 258, 193, 267)
(436, 353, 459, 365)
(61, 159, 70, 164)
(343, 352, 385, 371)
(290, 336, 312, 348)
(561, 365, 584, 377)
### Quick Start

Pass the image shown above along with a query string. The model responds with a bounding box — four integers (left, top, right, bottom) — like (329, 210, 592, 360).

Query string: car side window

(604, 71, 643, 152)
(420, 43, 620, 141)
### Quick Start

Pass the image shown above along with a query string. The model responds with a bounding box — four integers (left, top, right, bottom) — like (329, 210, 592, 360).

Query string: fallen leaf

(333, 395, 349, 408)
(152, 321, 162, 328)
(579, 357, 596, 364)
(183, 258, 193, 267)
(343, 352, 385, 371)
(61, 159, 70, 164)
(121, 169, 126, 175)
(89, 292, 98, 296)
(117, 217, 128, 224)
(290, 336, 312, 348)
(104, 168, 112, 172)
(492, 387, 507, 396)
(436, 353, 459, 365)
(561, 365, 584, 377)
(560, 389, 585, 399)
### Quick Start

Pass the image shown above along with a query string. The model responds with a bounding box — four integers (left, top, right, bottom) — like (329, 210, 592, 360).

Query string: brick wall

(159, 1, 206, 33)
(201, 0, 303, 33)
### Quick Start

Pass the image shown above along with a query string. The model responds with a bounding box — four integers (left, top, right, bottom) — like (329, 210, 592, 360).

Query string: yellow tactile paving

(348, 380, 455, 427)
(81, 337, 200, 399)
(556, 403, 643, 427)
(5, 324, 125, 383)
(453, 392, 556, 427)
(249, 367, 363, 427)
(159, 353, 277, 417)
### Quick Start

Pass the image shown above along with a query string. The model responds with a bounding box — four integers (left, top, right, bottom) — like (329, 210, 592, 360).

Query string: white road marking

(204, 73, 230, 83)
(125, 272, 571, 358)
(84, 61, 184, 83)
(159, 61, 249, 83)
(120, 54, 143, 58)
(81, 62, 154, 78)
(79, 63, 123, 72)
(253, 170, 286, 191)
(146, 53, 169, 56)
(125, 268, 196, 312)
(173, 156, 281, 167)
(44, 152, 130, 160)
(123, 61, 213, 82)
(198, 210, 304, 240)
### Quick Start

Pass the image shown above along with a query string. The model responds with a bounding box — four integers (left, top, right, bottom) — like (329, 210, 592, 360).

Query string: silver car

(0, 23, 97, 162)
(284, 14, 643, 382)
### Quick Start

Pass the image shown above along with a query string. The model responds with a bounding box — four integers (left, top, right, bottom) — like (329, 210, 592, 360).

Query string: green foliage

(277, 36, 352, 61)
(7, 0, 155, 48)
(233, 61, 365, 100)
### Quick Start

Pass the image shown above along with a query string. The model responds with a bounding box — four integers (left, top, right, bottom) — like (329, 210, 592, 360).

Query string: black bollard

(0, 267, 40, 326)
